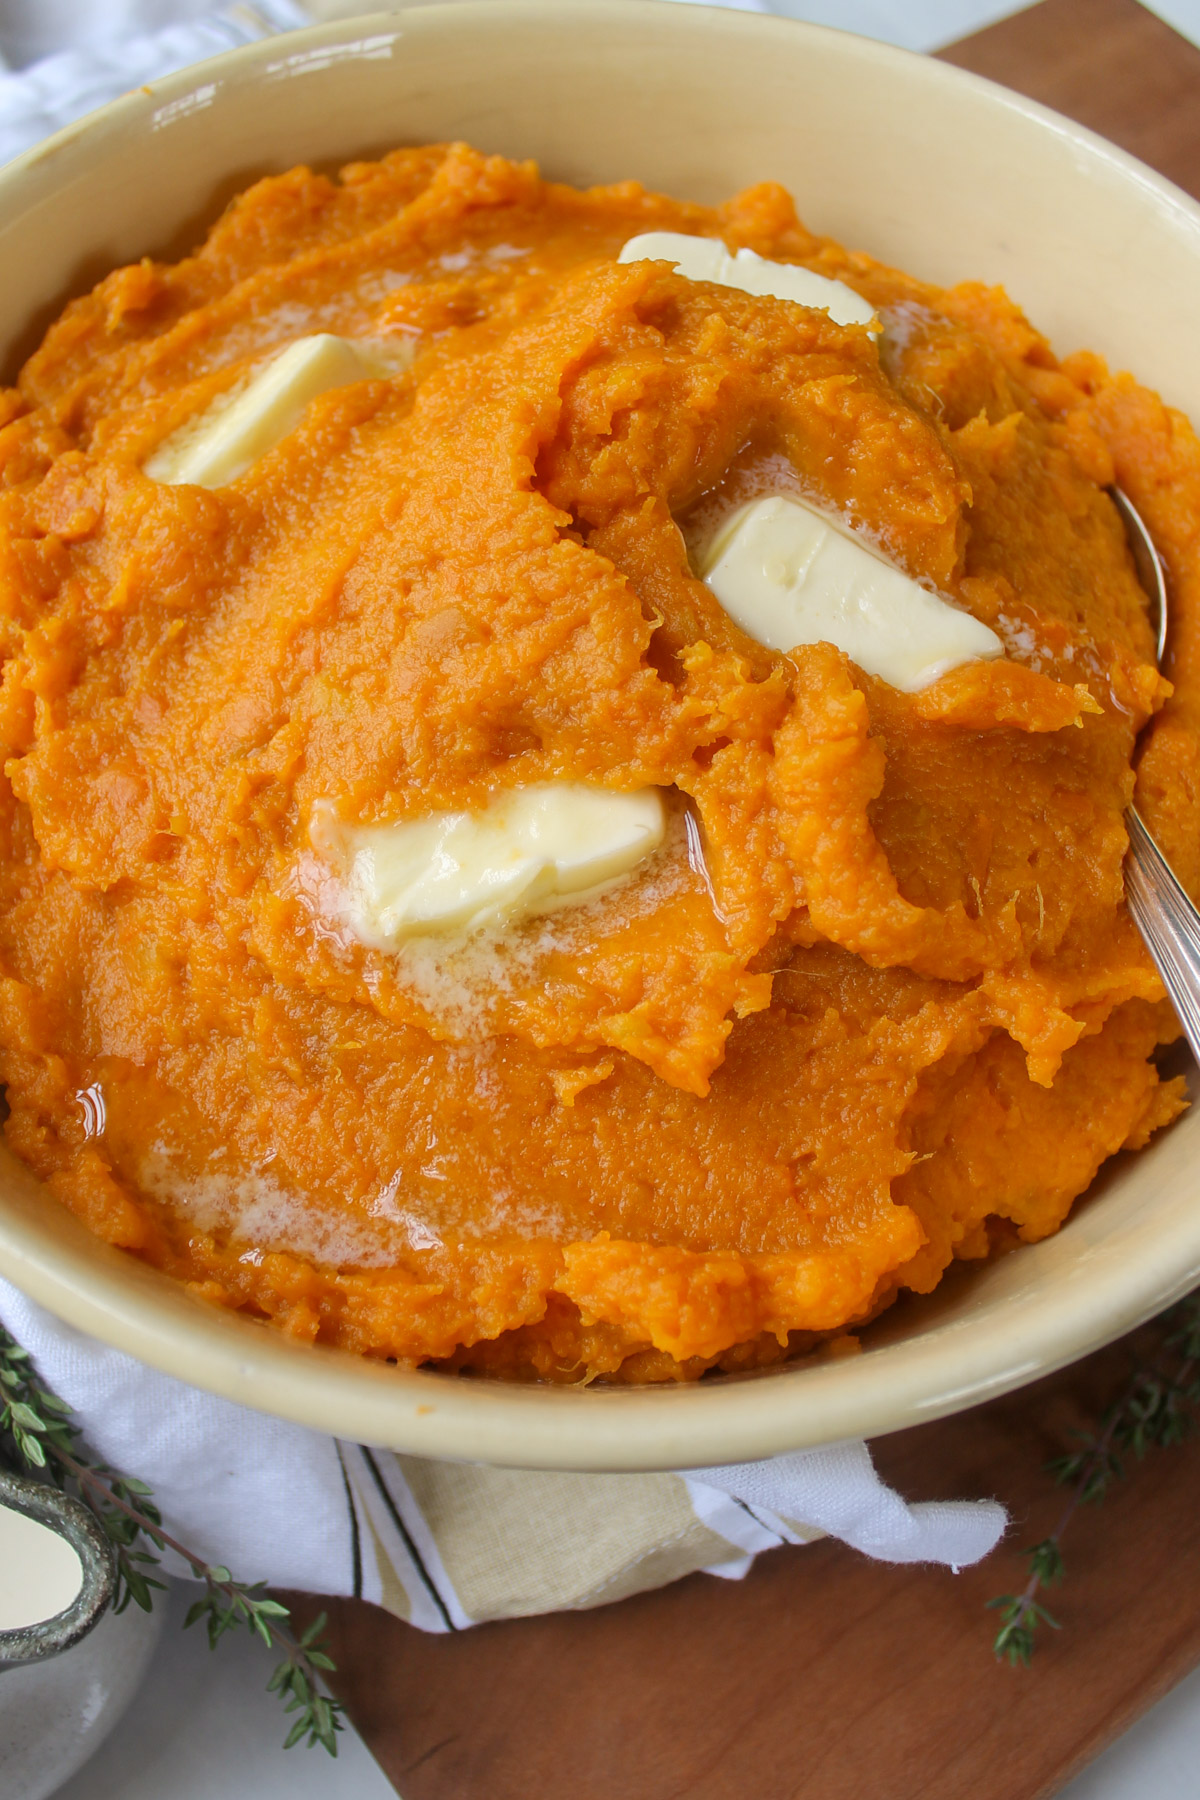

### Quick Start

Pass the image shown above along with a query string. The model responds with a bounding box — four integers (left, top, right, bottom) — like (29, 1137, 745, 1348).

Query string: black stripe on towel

(360, 1446, 458, 1631)
(335, 1442, 363, 1601)
(731, 1494, 783, 1538)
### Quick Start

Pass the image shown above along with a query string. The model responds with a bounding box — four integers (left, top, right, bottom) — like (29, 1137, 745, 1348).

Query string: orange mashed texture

(0, 141, 1196, 1382)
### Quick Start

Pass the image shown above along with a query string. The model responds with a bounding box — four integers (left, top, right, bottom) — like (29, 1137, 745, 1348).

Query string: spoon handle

(1125, 806, 1200, 1064)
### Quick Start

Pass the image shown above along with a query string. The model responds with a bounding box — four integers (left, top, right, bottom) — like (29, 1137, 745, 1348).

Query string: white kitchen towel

(0, 0, 1004, 1630)
(0, 1280, 1006, 1630)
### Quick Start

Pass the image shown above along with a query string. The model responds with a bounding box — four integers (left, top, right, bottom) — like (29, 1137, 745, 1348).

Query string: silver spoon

(1112, 487, 1200, 1062)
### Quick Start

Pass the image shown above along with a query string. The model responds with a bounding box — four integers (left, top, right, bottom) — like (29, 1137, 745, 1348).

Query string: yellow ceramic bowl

(1, 1, 1199, 1471)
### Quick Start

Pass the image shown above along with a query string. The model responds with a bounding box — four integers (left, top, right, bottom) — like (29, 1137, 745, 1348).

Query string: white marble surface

(769, 0, 1200, 54)
(10, 1, 1200, 1796)
(53, 1581, 396, 1800)
(1060, 1664, 1200, 1798)
(1126, 0, 1200, 48)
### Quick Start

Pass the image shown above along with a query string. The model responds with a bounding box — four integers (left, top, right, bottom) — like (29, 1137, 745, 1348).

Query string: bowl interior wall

(4, 4, 1200, 406)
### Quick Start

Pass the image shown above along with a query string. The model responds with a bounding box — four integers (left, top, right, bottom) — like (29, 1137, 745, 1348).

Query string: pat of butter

(144, 333, 397, 488)
(618, 231, 876, 331)
(313, 783, 666, 945)
(699, 495, 1003, 692)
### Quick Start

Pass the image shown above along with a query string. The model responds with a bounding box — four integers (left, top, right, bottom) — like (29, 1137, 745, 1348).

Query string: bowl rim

(1, 0, 1199, 1471)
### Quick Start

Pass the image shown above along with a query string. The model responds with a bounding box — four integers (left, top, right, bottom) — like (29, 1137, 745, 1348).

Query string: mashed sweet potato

(0, 142, 1195, 1381)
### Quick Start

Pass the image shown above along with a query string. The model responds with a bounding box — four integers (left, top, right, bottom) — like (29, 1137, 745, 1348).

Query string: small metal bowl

(1, 1466, 162, 1800)
(0, 1466, 114, 1668)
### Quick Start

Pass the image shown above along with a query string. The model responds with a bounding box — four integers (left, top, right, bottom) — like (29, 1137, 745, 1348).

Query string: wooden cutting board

(289, 5, 1200, 1794)
(295, 1332, 1200, 1800)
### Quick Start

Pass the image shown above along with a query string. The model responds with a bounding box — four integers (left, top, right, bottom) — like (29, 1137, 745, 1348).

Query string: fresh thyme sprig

(988, 1292, 1200, 1666)
(0, 1324, 345, 1755)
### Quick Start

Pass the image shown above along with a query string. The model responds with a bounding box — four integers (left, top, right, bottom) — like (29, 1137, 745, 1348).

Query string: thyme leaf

(988, 1291, 1200, 1666)
(0, 1324, 344, 1756)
